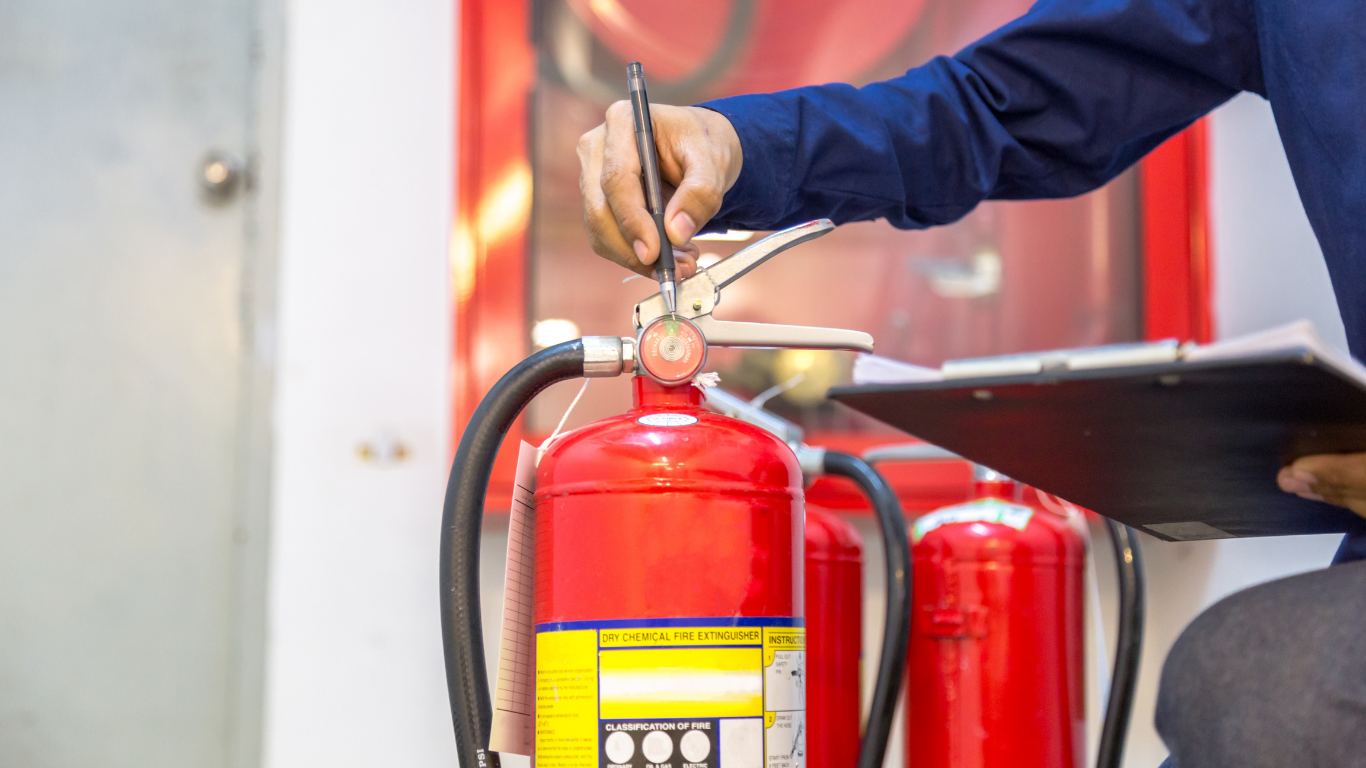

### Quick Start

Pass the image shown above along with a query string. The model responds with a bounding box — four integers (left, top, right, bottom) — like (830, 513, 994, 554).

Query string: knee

(1155, 580, 1293, 765)
(1154, 588, 1248, 734)
(1155, 562, 1366, 765)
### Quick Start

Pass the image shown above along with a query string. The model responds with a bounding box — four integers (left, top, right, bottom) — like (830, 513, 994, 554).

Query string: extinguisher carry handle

(633, 219, 875, 353)
(862, 442, 962, 465)
(693, 316, 874, 353)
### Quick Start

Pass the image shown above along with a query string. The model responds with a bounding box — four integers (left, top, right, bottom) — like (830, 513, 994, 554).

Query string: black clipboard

(829, 353, 1366, 541)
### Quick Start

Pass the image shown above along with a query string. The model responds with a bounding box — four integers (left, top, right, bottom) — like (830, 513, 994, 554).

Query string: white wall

(265, 1, 457, 766)
(1112, 92, 1348, 768)
(1212, 94, 1349, 353)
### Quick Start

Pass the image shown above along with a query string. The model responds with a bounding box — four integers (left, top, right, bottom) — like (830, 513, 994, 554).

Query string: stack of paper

(851, 355, 945, 385)
(852, 320, 1364, 387)
(1181, 320, 1366, 386)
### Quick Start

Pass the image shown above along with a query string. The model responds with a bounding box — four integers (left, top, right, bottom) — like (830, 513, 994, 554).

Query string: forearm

(700, 0, 1262, 232)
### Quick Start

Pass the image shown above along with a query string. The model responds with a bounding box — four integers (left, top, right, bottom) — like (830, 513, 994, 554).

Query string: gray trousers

(1156, 559, 1366, 766)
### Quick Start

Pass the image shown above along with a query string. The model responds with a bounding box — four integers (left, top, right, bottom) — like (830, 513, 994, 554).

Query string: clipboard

(829, 353, 1366, 541)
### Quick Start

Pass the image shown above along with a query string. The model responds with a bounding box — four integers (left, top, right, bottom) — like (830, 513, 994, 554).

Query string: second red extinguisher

(805, 507, 864, 768)
(702, 387, 910, 768)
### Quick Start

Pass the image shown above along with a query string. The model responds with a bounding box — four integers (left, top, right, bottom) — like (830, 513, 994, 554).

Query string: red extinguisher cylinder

(805, 508, 863, 768)
(532, 376, 808, 768)
(907, 478, 1085, 768)
(535, 377, 803, 623)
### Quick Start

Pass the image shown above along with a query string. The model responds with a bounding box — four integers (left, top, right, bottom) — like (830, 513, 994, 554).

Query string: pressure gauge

(638, 315, 707, 384)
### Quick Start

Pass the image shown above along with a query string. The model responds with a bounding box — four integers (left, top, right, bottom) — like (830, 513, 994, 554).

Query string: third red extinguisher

(864, 446, 1146, 768)
(908, 467, 1085, 768)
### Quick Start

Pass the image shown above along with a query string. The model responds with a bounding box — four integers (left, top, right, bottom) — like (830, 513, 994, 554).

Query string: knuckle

(607, 100, 631, 121)
(585, 210, 619, 241)
(587, 234, 610, 260)
(599, 160, 630, 191)
(578, 167, 599, 196)
(577, 128, 601, 155)
(678, 180, 721, 214)
(582, 200, 605, 226)
(693, 182, 723, 211)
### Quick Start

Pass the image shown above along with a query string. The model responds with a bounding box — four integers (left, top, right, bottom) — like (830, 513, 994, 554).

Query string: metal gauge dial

(638, 315, 707, 384)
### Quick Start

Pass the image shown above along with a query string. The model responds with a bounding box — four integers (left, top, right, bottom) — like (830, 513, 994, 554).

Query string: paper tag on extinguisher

(488, 441, 537, 756)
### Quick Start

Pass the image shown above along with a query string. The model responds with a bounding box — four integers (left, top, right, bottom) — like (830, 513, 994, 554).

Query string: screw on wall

(198, 150, 246, 202)
(357, 432, 412, 466)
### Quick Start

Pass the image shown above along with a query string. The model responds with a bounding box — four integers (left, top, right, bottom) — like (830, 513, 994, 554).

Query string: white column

(266, 0, 458, 765)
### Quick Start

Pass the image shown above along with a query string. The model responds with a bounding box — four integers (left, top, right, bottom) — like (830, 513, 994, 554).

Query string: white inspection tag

(488, 441, 537, 755)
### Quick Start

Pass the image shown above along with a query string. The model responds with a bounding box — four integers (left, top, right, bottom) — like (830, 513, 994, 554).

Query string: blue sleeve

(698, 0, 1264, 232)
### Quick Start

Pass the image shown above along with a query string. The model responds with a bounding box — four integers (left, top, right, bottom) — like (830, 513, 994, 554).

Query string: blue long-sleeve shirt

(700, 0, 1366, 562)
(700, 0, 1366, 356)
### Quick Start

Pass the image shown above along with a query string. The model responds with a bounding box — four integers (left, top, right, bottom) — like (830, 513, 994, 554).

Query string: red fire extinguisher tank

(534, 377, 807, 768)
(804, 508, 863, 768)
(906, 477, 1085, 768)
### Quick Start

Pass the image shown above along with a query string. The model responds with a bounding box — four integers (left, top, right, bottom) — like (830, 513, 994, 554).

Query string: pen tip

(661, 282, 677, 313)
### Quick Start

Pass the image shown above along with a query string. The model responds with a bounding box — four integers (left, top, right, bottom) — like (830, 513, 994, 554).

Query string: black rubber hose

(822, 451, 911, 768)
(440, 340, 586, 768)
(1097, 519, 1146, 768)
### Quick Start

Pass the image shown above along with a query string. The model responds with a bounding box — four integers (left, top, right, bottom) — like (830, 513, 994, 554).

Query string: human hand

(1278, 453, 1366, 518)
(577, 102, 742, 278)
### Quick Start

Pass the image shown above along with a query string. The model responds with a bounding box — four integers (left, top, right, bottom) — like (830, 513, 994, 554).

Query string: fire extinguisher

(440, 220, 909, 768)
(863, 445, 1146, 768)
(701, 387, 911, 768)
(803, 506, 865, 768)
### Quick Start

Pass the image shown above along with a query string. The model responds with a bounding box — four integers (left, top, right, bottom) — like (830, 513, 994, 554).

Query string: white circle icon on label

(637, 413, 699, 427)
(604, 731, 635, 765)
(680, 730, 711, 762)
(641, 730, 674, 764)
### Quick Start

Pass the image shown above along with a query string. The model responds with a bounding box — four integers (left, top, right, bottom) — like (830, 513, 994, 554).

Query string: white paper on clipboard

(488, 441, 537, 755)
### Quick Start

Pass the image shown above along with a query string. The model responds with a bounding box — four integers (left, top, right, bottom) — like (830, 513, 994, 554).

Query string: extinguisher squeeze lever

(634, 219, 875, 353)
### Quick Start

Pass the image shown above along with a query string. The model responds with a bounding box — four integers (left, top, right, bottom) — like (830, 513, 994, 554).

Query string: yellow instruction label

(535, 629, 598, 768)
(762, 628, 805, 665)
(535, 619, 805, 768)
(761, 628, 805, 768)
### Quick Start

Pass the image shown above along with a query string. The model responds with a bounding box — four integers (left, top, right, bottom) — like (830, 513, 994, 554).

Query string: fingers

(1277, 465, 1324, 500)
(1291, 452, 1366, 490)
(656, 108, 731, 248)
(1278, 453, 1366, 519)
(600, 100, 662, 267)
(579, 121, 652, 276)
(673, 242, 699, 280)
(663, 157, 723, 247)
(578, 103, 736, 279)
(1303, 482, 1366, 518)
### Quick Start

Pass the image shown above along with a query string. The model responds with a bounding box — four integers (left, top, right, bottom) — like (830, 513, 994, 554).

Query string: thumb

(1290, 452, 1366, 491)
(663, 153, 726, 248)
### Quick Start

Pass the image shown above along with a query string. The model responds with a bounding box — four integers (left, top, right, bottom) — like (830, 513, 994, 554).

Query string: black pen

(626, 62, 677, 314)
